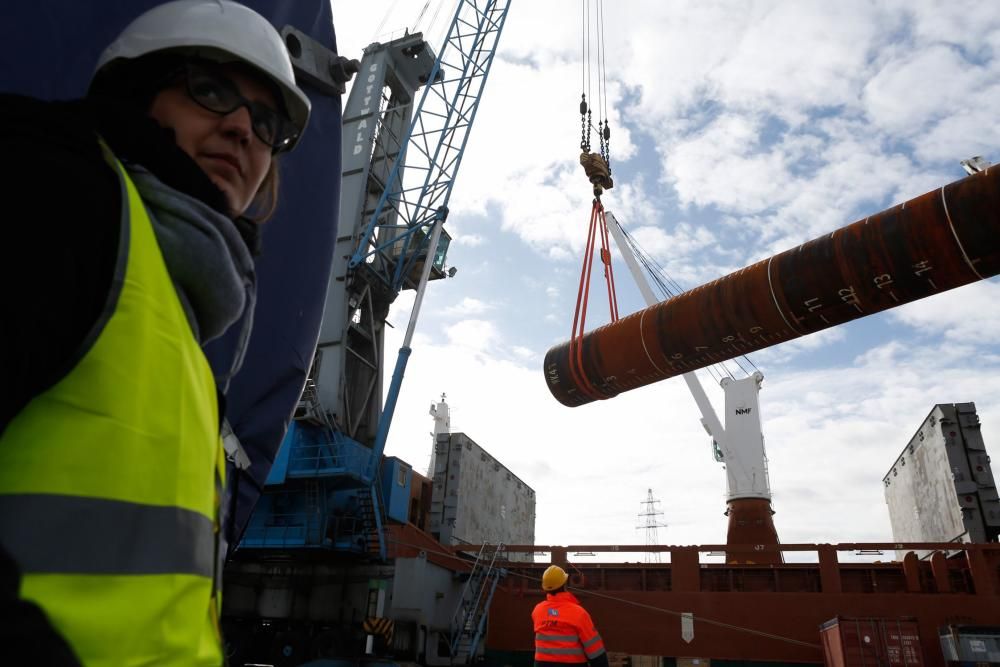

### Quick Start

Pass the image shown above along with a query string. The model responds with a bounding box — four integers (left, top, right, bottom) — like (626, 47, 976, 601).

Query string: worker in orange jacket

(532, 565, 609, 667)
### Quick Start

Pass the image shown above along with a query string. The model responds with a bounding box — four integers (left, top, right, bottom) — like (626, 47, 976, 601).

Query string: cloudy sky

(331, 1, 1000, 561)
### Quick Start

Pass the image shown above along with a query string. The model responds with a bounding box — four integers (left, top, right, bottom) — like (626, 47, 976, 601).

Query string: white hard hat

(96, 0, 311, 149)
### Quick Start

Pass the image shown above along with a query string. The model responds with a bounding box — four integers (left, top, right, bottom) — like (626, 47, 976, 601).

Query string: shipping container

(820, 617, 923, 667)
(940, 625, 1000, 663)
(379, 456, 412, 523)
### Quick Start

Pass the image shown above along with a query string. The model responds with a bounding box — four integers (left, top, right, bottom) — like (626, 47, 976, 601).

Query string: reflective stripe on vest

(0, 494, 214, 576)
(537, 647, 587, 657)
(0, 148, 224, 666)
(534, 626, 589, 664)
(533, 592, 606, 664)
(537, 633, 580, 643)
(584, 635, 607, 660)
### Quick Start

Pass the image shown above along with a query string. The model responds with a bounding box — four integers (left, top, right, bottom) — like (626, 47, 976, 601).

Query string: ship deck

(429, 541, 1000, 665)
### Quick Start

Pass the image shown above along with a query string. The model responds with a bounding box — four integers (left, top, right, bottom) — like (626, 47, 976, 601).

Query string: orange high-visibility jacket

(532, 591, 607, 664)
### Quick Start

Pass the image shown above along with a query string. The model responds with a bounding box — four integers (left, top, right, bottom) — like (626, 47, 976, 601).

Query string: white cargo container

(429, 432, 536, 561)
(883, 403, 1000, 560)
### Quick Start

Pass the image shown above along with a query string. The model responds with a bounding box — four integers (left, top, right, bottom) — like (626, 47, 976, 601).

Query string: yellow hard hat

(541, 565, 569, 592)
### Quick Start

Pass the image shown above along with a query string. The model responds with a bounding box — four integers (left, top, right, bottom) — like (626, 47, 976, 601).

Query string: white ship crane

(607, 211, 782, 564)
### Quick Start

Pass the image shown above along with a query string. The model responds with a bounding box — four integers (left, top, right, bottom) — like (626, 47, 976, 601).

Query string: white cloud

(916, 100, 1000, 165)
(863, 45, 986, 135)
(332, 2, 1000, 558)
(907, 0, 1000, 46)
(443, 319, 500, 353)
(511, 346, 535, 361)
(454, 233, 485, 247)
(450, 55, 636, 226)
(665, 114, 794, 214)
(547, 245, 573, 262)
(890, 280, 1000, 344)
(609, 220, 723, 288)
(706, 1, 884, 116)
(752, 327, 848, 366)
(440, 297, 494, 318)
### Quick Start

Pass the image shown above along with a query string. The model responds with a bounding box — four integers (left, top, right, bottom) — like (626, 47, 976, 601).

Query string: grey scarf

(125, 164, 256, 386)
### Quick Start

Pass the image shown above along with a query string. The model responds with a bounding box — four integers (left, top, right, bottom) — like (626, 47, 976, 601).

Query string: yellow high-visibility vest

(0, 146, 225, 666)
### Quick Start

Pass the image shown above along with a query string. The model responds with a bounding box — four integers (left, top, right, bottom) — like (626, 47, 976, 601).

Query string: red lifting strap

(569, 199, 620, 402)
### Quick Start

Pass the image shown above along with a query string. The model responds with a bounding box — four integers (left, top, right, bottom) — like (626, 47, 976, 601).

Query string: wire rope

(412, 0, 431, 32)
(586, 1, 592, 109)
(598, 0, 609, 124)
(426, 0, 448, 45)
(373, 0, 401, 42)
(581, 0, 586, 94)
(617, 218, 759, 380)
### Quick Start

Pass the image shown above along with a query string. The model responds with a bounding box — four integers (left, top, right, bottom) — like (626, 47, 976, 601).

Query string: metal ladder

(356, 482, 386, 559)
(449, 543, 505, 663)
(303, 479, 324, 545)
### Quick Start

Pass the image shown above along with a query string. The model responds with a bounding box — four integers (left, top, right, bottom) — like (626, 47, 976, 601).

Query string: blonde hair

(246, 158, 280, 223)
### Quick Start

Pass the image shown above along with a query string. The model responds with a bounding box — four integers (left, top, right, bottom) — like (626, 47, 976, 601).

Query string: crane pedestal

(725, 497, 782, 565)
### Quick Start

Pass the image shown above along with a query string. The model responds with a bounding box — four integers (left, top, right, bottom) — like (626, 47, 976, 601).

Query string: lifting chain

(579, 94, 612, 197)
(579, 0, 613, 198)
(599, 120, 611, 174)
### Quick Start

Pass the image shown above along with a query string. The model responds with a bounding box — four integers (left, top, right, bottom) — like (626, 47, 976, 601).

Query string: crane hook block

(580, 151, 613, 192)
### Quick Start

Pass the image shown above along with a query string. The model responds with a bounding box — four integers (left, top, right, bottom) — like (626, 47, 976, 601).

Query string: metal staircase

(449, 543, 505, 663)
(357, 482, 387, 559)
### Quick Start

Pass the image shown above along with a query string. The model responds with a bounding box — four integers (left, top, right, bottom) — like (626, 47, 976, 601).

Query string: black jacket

(0, 94, 240, 666)
(0, 94, 239, 434)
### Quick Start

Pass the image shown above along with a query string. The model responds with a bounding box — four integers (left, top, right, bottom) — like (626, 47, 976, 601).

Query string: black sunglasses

(183, 63, 297, 152)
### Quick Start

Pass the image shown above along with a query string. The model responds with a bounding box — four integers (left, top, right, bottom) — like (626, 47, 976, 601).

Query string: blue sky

(333, 1, 1000, 560)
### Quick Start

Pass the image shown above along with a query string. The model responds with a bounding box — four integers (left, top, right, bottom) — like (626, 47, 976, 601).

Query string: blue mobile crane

(223, 2, 511, 664)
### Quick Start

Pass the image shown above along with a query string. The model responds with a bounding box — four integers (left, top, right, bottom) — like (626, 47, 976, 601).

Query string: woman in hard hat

(533, 566, 611, 667)
(0, 2, 310, 665)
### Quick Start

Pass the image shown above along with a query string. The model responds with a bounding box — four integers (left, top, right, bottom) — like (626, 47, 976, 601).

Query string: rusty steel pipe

(545, 167, 1000, 407)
